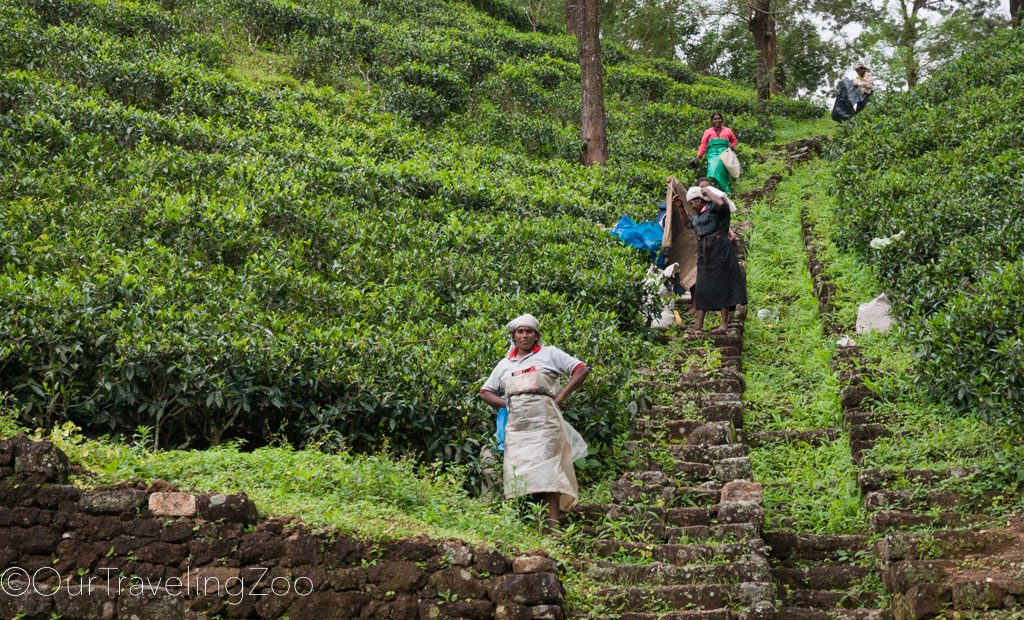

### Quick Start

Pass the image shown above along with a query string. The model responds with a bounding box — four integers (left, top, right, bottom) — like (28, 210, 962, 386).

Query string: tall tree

(599, 0, 699, 59)
(577, 0, 607, 165)
(746, 0, 778, 99)
(861, 0, 1003, 89)
(567, 0, 579, 35)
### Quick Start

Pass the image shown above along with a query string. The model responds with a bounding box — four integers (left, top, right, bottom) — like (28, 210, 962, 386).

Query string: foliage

(832, 26, 1024, 425)
(804, 155, 1024, 514)
(0, 0, 814, 480)
(859, 0, 1005, 89)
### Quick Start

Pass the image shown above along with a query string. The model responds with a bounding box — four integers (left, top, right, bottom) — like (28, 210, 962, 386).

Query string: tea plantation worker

(479, 314, 590, 532)
(694, 112, 738, 195)
(853, 61, 874, 112)
(686, 186, 747, 333)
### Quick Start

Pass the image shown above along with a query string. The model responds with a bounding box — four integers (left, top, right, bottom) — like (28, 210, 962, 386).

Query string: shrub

(832, 26, 1024, 425)
(607, 65, 672, 102)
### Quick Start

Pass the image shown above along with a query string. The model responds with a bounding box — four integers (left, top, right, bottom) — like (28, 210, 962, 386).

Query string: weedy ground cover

(742, 158, 863, 534)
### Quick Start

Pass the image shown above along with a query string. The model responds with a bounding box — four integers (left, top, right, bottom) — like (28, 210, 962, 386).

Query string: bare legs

(540, 492, 560, 533)
(691, 308, 730, 333)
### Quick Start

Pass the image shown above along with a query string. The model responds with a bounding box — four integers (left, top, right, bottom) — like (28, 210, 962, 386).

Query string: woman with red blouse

(695, 112, 737, 194)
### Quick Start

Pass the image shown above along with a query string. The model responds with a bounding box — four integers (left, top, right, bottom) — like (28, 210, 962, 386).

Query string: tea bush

(832, 26, 1024, 424)
(0, 0, 816, 476)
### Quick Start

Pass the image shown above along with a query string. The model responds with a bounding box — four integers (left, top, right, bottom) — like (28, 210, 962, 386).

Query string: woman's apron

(501, 372, 587, 510)
(706, 137, 732, 194)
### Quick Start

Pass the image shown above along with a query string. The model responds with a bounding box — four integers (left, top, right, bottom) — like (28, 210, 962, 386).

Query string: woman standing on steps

(695, 112, 738, 195)
(685, 186, 747, 333)
(479, 314, 590, 532)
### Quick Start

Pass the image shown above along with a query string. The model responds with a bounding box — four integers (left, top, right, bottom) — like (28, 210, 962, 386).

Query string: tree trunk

(577, 0, 607, 166)
(748, 0, 777, 101)
(566, 0, 579, 36)
(1012, 0, 1022, 27)
(902, 1, 922, 88)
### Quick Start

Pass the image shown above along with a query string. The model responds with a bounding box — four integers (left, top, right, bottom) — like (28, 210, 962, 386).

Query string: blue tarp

(611, 215, 663, 259)
(495, 406, 508, 453)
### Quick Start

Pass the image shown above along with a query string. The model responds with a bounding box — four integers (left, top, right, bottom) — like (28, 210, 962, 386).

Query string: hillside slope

(0, 0, 820, 467)
(832, 26, 1024, 424)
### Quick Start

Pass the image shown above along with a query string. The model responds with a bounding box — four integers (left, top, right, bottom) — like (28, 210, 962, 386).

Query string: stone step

(627, 458, 752, 484)
(781, 588, 883, 609)
(590, 540, 763, 566)
(857, 467, 980, 494)
(620, 610, 735, 620)
(597, 584, 734, 612)
(676, 347, 742, 361)
(682, 329, 743, 348)
(847, 423, 892, 443)
(862, 489, 996, 513)
(763, 532, 870, 563)
(868, 510, 994, 533)
(611, 472, 724, 508)
(584, 560, 770, 586)
(843, 410, 889, 427)
(631, 419, 705, 443)
(772, 565, 874, 590)
(742, 428, 840, 448)
(776, 608, 892, 620)
(876, 529, 1021, 562)
(576, 521, 762, 546)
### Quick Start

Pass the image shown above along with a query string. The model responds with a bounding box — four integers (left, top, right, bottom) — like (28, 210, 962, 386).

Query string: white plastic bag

(719, 148, 742, 179)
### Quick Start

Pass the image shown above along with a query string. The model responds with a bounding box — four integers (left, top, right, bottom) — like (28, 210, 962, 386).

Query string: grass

(743, 162, 842, 433)
(8, 412, 556, 553)
(742, 157, 864, 534)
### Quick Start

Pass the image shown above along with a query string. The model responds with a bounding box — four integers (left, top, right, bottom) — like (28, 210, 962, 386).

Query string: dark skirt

(695, 232, 747, 311)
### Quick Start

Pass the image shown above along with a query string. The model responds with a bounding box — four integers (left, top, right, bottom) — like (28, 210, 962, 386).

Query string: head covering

(686, 186, 704, 202)
(854, 60, 867, 70)
(507, 314, 542, 343)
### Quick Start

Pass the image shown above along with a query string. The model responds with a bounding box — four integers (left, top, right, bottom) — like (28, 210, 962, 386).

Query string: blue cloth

(611, 216, 663, 259)
(495, 407, 508, 453)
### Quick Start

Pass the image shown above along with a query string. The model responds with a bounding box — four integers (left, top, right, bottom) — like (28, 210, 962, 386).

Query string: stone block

(442, 540, 474, 566)
(496, 603, 565, 620)
(367, 560, 427, 593)
(81, 489, 148, 515)
(896, 583, 951, 620)
(196, 492, 256, 524)
(149, 492, 196, 517)
(496, 573, 565, 605)
(721, 480, 763, 504)
(513, 555, 556, 574)
(419, 599, 493, 620)
(714, 457, 752, 481)
(475, 547, 511, 576)
(117, 591, 185, 620)
(952, 580, 1005, 609)
(13, 438, 70, 483)
(718, 501, 764, 530)
(429, 566, 488, 600)
(287, 590, 369, 620)
(688, 421, 733, 446)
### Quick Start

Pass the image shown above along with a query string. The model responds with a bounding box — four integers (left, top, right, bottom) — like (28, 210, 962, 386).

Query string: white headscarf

(686, 186, 704, 202)
(507, 313, 542, 344)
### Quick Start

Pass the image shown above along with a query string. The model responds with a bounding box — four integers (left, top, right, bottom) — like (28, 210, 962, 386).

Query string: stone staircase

(764, 531, 888, 620)
(564, 327, 776, 620)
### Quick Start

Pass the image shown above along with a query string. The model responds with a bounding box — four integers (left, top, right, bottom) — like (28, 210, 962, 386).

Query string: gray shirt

(481, 345, 585, 395)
